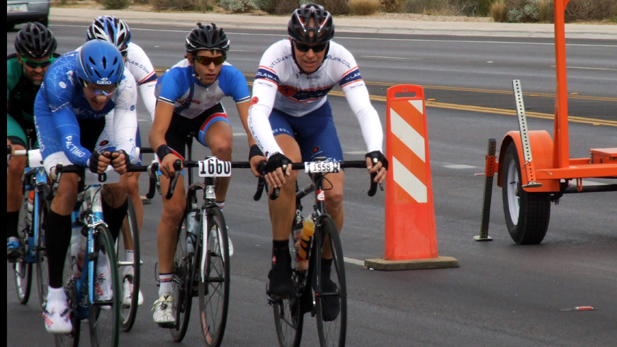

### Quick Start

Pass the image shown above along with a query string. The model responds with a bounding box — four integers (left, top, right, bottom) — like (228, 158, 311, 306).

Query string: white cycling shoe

(94, 251, 113, 310)
(43, 299, 72, 334)
(122, 275, 144, 307)
(152, 294, 176, 328)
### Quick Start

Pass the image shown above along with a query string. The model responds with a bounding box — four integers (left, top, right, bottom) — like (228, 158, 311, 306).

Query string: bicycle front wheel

(198, 206, 230, 347)
(314, 215, 347, 347)
(170, 214, 193, 342)
(13, 194, 33, 305)
(272, 261, 305, 347)
(117, 197, 141, 332)
(35, 185, 50, 308)
(88, 225, 121, 347)
(54, 276, 81, 347)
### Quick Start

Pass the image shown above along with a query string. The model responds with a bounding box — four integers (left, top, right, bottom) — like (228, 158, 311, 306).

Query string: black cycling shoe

(320, 259, 340, 322)
(268, 247, 294, 298)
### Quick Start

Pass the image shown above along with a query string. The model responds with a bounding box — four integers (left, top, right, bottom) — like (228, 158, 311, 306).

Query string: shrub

(402, 0, 459, 16)
(508, 2, 538, 22)
(537, 0, 552, 22)
(565, 0, 617, 21)
(380, 0, 401, 13)
(349, 0, 380, 15)
(101, 0, 131, 9)
(255, 0, 278, 13)
(218, 0, 259, 12)
(314, 0, 350, 15)
(274, 0, 300, 15)
(151, 0, 195, 11)
(489, 0, 507, 22)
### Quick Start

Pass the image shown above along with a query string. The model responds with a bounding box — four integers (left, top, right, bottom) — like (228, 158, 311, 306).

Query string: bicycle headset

(185, 23, 230, 55)
(86, 15, 132, 57)
(288, 3, 335, 44)
(14, 22, 57, 59)
(76, 40, 125, 86)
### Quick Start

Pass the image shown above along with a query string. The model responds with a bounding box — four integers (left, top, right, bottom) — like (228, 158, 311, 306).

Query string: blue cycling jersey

(34, 51, 138, 167)
(156, 60, 250, 119)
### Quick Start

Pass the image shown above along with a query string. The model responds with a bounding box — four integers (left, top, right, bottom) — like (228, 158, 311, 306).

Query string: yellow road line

(155, 69, 616, 127)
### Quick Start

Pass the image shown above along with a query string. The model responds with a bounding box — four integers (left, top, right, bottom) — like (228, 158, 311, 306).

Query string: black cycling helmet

(288, 3, 335, 44)
(86, 15, 132, 56)
(185, 23, 230, 55)
(14, 22, 57, 58)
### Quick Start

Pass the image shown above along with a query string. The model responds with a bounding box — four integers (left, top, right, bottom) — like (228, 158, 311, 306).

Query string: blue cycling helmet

(76, 40, 124, 85)
(86, 15, 131, 56)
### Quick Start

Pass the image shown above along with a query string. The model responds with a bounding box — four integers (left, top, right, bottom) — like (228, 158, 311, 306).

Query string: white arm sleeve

(342, 83, 383, 153)
(112, 73, 139, 164)
(248, 76, 283, 158)
(138, 81, 157, 122)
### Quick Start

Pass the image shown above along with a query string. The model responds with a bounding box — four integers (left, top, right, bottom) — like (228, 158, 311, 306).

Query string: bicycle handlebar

(267, 160, 381, 201)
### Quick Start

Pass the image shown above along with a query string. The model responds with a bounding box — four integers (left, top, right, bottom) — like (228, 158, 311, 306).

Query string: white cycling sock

(123, 250, 134, 278)
(216, 201, 225, 211)
(47, 286, 66, 303)
(159, 273, 174, 297)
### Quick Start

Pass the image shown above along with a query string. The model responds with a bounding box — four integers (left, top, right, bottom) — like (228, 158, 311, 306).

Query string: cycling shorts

(269, 100, 343, 162)
(164, 102, 229, 159)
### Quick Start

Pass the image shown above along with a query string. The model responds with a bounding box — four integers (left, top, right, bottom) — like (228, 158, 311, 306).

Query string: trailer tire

(502, 142, 551, 244)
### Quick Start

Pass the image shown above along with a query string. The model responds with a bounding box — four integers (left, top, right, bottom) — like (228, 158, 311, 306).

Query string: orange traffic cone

(365, 85, 458, 271)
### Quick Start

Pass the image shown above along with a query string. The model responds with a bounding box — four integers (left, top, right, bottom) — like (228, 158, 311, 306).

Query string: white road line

(233, 133, 247, 137)
(362, 56, 419, 60)
(344, 151, 366, 155)
(344, 257, 365, 267)
(444, 164, 477, 169)
(550, 65, 617, 71)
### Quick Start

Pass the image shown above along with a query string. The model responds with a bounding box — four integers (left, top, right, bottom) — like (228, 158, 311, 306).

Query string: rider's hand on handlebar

(89, 150, 113, 174)
(110, 150, 128, 174)
(366, 151, 388, 185)
(160, 152, 182, 179)
(250, 155, 267, 177)
(264, 153, 291, 189)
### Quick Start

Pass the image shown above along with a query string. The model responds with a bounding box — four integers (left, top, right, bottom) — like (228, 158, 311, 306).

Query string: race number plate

(198, 157, 232, 177)
(84, 166, 121, 185)
(304, 161, 340, 174)
(7, 4, 28, 12)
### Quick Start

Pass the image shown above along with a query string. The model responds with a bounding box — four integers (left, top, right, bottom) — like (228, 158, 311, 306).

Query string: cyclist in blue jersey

(34, 40, 139, 334)
(248, 4, 388, 315)
(149, 23, 255, 327)
(86, 14, 156, 308)
(7, 22, 57, 261)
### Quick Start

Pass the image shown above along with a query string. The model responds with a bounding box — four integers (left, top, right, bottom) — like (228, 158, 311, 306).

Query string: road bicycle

(159, 133, 251, 346)
(53, 159, 153, 347)
(7, 138, 51, 309)
(267, 158, 379, 347)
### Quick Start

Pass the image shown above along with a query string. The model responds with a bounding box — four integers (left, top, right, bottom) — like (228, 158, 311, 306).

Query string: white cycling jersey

(248, 39, 383, 158)
(124, 42, 158, 121)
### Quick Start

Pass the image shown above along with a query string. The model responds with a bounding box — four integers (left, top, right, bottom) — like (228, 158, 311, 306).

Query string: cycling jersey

(248, 39, 383, 158)
(155, 59, 250, 119)
(34, 51, 139, 170)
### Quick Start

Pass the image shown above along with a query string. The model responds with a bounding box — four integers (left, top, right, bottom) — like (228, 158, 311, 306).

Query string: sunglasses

(293, 41, 328, 53)
(193, 55, 226, 66)
(21, 56, 55, 69)
(82, 80, 118, 96)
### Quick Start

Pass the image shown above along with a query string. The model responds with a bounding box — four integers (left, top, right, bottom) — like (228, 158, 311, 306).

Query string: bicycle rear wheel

(13, 195, 33, 305)
(198, 207, 230, 347)
(170, 214, 194, 342)
(35, 185, 50, 308)
(117, 197, 140, 332)
(88, 225, 121, 347)
(314, 215, 347, 347)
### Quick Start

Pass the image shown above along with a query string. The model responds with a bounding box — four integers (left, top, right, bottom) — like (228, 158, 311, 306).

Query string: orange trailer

(477, 0, 617, 244)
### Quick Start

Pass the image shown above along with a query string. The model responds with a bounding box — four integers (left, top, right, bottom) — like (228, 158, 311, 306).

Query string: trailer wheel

(502, 142, 551, 244)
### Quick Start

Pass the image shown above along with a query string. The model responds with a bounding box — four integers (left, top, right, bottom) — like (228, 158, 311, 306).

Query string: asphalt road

(6, 20, 617, 347)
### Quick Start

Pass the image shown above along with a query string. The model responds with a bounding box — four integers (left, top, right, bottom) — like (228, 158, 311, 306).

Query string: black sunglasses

(21, 56, 55, 69)
(293, 41, 328, 53)
(193, 55, 226, 66)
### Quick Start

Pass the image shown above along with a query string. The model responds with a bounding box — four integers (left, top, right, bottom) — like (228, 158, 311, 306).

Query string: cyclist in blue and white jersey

(86, 14, 157, 308)
(247, 3, 388, 318)
(34, 40, 139, 334)
(149, 22, 254, 327)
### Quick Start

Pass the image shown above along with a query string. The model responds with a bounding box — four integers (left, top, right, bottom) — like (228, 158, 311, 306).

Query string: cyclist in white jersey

(149, 23, 255, 327)
(247, 4, 389, 313)
(86, 15, 157, 308)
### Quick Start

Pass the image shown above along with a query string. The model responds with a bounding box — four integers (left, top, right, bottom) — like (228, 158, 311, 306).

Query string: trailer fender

(497, 130, 559, 192)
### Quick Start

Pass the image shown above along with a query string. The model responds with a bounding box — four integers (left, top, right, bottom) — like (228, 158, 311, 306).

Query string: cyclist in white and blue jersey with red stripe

(34, 40, 139, 334)
(148, 22, 254, 327)
(247, 3, 389, 319)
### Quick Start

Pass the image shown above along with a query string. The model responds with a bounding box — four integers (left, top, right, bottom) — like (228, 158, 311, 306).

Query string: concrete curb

(50, 8, 617, 40)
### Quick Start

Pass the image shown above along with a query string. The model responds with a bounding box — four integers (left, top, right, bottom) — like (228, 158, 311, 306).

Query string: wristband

(249, 144, 264, 161)
(156, 144, 174, 161)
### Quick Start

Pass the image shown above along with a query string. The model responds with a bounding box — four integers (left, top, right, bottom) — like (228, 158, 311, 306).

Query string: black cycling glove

(88, 149, 104, 173)
(265, 153, 291, 174)
(366, 151, 389, 170)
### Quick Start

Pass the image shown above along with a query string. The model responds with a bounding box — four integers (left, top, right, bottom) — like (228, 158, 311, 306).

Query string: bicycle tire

(35, 185, 50, 309)
(117, 197, 141, 332)
(314, 215, 347, 347)
(88, 225, 121, 347)
(13, 193, 33, 305)
(54, 276, 81, 347)
(169, 213, 193, 342)
(198, 206, 230, 347)
(272, 237, 305, 347)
